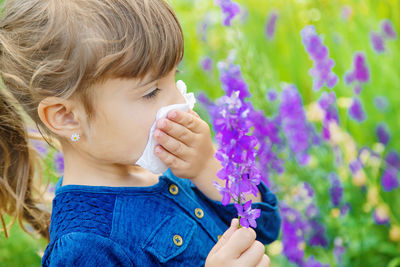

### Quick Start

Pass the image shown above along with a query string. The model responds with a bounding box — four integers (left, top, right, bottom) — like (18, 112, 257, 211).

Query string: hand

(205, 219, 271, 267)
(153, 109, 215, 180)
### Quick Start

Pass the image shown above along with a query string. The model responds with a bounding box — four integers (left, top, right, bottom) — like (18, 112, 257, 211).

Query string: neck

(60, 144, 160, 187)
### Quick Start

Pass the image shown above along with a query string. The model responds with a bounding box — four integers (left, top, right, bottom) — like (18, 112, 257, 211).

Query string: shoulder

(49, 191, 117, 241)
(41, 232, 135, 267)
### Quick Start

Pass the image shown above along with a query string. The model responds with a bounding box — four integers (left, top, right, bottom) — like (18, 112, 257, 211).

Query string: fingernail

(170, 111, 177, 119)
(155, 146, 162, 154)
(160, 120, 167, 128)
(231, 218, 238, 227)
(154, 130, 162, 138)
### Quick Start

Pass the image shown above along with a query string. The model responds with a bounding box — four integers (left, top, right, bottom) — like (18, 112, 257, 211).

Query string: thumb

(209, 218, 239, 254)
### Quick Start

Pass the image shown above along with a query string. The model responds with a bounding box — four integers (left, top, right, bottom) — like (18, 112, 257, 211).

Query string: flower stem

(237, 195, 242, 228)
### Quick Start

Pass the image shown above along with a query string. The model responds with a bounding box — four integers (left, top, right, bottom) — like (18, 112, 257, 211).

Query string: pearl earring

(70, 133, 80, 142)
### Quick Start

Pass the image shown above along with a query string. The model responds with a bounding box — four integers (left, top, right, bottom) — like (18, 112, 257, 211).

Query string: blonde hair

(0, 0, 184, 242)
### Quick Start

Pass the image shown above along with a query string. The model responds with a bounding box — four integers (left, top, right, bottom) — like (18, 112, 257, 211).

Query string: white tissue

(135, 80, 196, 174)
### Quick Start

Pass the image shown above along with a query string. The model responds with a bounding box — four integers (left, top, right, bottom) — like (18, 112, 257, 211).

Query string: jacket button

(173, 234, 183, 246)
(169, 184, 179, 195)
(195, 208, 204, 219)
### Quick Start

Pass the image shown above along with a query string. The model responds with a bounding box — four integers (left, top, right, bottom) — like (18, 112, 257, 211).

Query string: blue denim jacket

(41, 168, 281, 266)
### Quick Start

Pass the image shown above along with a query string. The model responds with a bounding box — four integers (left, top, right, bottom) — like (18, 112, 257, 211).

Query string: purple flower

(370, 31, 385, 53)
(234, 200, 261, 228)
(267, 89, 278, 101)
(318, 92, 339, 140)
(374, 96, 389, 112)
(381, 168, 399, 192)
(300, 25, 338, 91)
(248, 109, 283, 181)
(217, 62, 251, 99)
(202, 60, 265, 227)
(345, 52, 370, 85)
(376, 123, 390, 145)
(386, 150, 400, 170)
(303, 182, 315, 198)
(213, 180, 231, 206)
(308, 219, 328, 247)
(334, 238, 346, 266)
(340, 203, 351, 216)
(381, 19, 397, 39)
(279, 85, 311, 165)
(348, 97, 366, 122)
(349, 159, 362, 174)
(201, 57, 213, 72)
(329, 173, 343, 207)
(304, 256, 329, 267)
(280, 203, 307, 265)
(373, 207, 390, 225)
(54, 151, 64, 174)
(305, 203, 318, 218)
(215, 0, 241, 26)
(265, 11, 278, 40)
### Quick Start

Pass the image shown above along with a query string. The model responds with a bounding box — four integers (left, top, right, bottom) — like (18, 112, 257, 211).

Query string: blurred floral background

(1, 0, 399, 266)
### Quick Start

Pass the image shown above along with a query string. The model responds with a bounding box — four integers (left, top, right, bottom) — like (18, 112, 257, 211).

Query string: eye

(143, 88, 161, 100)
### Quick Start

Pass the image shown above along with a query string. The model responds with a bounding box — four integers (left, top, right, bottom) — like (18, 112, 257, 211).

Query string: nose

(168, 83, 187, 105)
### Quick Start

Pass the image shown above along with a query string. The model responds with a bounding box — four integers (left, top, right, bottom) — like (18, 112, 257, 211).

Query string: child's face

(78, 67, 186, 167)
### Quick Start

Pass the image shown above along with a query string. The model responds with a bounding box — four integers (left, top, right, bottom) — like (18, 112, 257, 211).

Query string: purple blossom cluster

(217, 61, 251, 99)
(280, 203, 329, 267)
(54, 151, 64, 174)
(329, 172, 343, 207)
(300, 25, 338, 91)
(214, 0, 241, 26)
(381, 150, 400, 192)
(265, 11, 278, 40)
(376, 123, 390, 146)
(211, 90, 262, 228)
(381, 19, 397, 39)
(373, 207, 390, 225)
(247, 109, 283, 187)
(279, 85, 311, 165)
(370, 31, 385, 53)
(344, 52, 369, 122)
(199, 60, 267, 228)
(345, 52, 370, 89)
(318, 92, 339, 140)
(370, 19, 398, 53)
(348, 97, 366, 123)
(201, 57, 213, 72)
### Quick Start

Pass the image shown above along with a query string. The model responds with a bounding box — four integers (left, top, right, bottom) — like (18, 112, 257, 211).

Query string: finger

(219, 226, 257, 258)
(167, 109, 201, 134)
(189, 109, 201, 118)
(255, 254, 270, 267)
(154, 129, 190, 159)
(209, 219, 239, 254)
(237, 240, 265, 267)
(156, 118, 194, 147)
(154, 144, 189, 169)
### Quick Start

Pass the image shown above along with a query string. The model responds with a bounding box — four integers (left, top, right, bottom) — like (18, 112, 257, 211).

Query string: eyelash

(143, 88, 161, 100)
(142, 69, 180, 100)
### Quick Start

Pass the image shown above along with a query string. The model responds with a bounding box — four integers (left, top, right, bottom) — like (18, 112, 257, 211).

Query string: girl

(0, 0, 280, 266)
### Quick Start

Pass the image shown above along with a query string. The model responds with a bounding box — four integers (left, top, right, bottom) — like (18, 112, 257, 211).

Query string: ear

(37, 96, 81, 140)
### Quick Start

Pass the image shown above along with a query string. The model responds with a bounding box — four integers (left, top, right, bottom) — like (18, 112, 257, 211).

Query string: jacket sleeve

(41, 232, 135, 267)
(192, 181, 281, 245)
